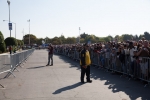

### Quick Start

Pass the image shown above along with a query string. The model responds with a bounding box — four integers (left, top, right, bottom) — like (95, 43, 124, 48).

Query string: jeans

(48, 54, 53, 65)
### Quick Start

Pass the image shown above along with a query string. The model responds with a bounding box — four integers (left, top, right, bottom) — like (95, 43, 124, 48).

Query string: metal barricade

(138, 57, 150, 87)
(91, 52, 99, 67)
(0, 55, 11, 75)
(0, 49, 34, 88)
(55, 47, 150, 87)
(109, 53, 116, 72)
(104, 52, 111, 71)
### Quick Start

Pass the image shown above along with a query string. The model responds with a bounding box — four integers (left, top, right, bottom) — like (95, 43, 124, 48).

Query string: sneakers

(46, 64, 49, 66)
(81, 81, 85, 83)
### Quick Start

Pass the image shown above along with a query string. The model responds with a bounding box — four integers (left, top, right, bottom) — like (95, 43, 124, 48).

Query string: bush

(20, 40, 24, 46)
(0, 31, 6, 53)
(17, 39, 21, 46)
(5, 37, 18, 47)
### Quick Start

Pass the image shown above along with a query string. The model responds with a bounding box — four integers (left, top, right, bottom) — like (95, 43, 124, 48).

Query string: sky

(0, 0, 150, 40)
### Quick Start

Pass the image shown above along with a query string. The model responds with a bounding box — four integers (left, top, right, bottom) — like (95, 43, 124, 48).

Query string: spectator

(9, 46, 12, 54)
(46, 43, 53, 66)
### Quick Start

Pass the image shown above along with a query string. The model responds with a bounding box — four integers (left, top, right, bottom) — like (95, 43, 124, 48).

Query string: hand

(82, 65, 87, 69)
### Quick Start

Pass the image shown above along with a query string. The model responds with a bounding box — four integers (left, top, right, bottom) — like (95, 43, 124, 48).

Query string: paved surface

(0, 50, 150, 100)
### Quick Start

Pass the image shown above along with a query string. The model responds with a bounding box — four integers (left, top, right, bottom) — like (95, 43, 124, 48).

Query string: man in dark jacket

(46, 43, 53, 66)
(80, 43, 92, 83)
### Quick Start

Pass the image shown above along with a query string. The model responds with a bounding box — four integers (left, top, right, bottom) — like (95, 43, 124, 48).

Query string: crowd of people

(53, 37, 150, 84)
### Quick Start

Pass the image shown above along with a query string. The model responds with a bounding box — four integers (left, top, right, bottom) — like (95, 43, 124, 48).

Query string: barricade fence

(0, 49, 34, 88)
(54, 47, 150, 87)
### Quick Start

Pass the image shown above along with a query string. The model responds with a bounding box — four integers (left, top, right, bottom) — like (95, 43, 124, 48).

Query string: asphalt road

(0, 50, 150, 100)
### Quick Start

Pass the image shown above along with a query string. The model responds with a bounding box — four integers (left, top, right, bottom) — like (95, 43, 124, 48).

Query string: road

(0, 50, 150, 100)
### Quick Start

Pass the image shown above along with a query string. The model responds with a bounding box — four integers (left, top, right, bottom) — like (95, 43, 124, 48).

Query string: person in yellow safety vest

(80, 43, 92, 83)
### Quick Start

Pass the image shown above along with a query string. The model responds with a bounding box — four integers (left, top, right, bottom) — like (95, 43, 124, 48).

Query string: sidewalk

(0, 50, 150, 100)
(0, 49, 23, 55)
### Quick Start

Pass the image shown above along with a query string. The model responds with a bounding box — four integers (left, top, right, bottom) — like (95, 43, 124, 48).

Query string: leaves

(21, 31, 150, 45)
(0, 31, 6, 53)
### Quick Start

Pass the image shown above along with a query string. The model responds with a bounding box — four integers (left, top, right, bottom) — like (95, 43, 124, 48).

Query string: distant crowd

(53, 37, 150, 82)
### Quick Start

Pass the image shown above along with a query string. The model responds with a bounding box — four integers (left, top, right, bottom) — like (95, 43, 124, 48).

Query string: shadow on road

(27, 66, 46, 69)
(55, 54, 150, 100)
(53, 82, 83, 94)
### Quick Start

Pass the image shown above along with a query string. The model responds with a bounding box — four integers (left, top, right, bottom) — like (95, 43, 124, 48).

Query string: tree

(114, 35, 120, 42)
(17, 39, 21, 46)
(36, 38, 43, 45)
(121, 34, 132, 41)
(66, 37, 76, 44)
(80, 38, 85, 43)
(80, 32, 89, 39)
(45, 37, 50, 44)
(20, 40, 24, 46)
(4, 37, 17, 47)
(144, 32, 150, 40)
(132, 35, 139, 41)
(59, 35, 66, 44)
(23, 34, 37, 45)
(0, 31, 6, 53)
(103, 37, 111, 42)
(51, 37, 61, 45)
(107, 35, 113, 41)
(88, 35, 97, 43)
(139, 34, 144, 40)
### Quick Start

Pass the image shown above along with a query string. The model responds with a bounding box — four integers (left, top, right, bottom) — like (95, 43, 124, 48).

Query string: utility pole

(79, 27, 80, 43)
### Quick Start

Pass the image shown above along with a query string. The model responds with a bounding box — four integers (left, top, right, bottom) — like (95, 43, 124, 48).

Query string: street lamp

(79, 27, 81, 43)
(27, 19, 30, 45)
(3, 20, 16, 39)
(7, 0, 11, 37)
(22, 29, 24, 44)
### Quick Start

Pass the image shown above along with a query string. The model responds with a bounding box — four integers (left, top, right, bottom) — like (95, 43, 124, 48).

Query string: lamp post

(22, 29, 24, 45)
(27, 19, 30, 45)
(7, 0, 11, 37)
(3, 20, 16, 39)
(79, 27, 81, 43)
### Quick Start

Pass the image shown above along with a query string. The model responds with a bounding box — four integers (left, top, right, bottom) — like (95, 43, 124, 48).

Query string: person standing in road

(46, 43, 53, 66)
(80, 43, 92, 83)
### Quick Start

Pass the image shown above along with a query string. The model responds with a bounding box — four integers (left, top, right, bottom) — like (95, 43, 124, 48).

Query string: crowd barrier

(0, 49, 34, 88)
(54, 48, 150, 87)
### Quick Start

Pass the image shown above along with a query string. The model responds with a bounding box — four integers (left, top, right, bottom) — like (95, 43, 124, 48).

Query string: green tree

(144, 32, 150, 40)
(17, 39, 21, 46)
(24, 34, 37, 45)
(20, 40, 24, 46)
(66, 37, 76, 44)
(121, 34, 132, 41)
(59, 35, 66, 44)
(80, 32, 89, 39)
(107, 35, 113, 41)
(44, 37, 50, 44)
(36, 38, 43, 45)
(114, 35, 120, 42)
(80, 38, 85, 43)
(99, 37, 105, 42)
(4, 37, 17, 47)
(0, 31, 6, 53)
(139, 34, 144, 40)
(51, 37, 61, 45)
(104, 37, 111, 42)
